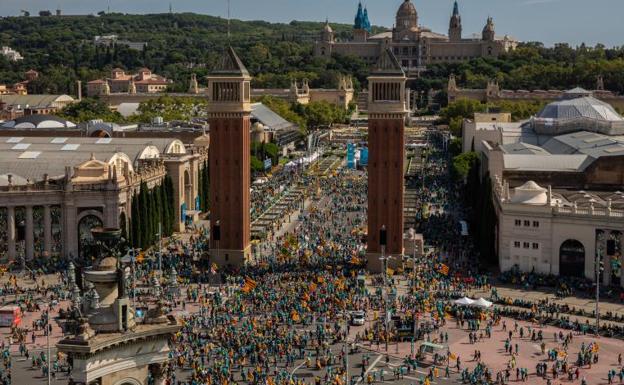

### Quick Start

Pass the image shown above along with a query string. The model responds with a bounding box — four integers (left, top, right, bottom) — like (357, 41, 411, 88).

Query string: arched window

(559, 239, 585, 277)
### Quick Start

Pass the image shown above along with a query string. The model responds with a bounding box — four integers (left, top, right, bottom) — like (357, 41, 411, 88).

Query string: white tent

(471, 297, 493, 309)
(454, 297, 474, 306)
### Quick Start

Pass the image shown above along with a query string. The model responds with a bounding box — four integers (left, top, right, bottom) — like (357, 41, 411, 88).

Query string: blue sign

(347, 143, 356, 169)
(360, 147, 369, 166)
(263, 158, 272, 171)
(181, 202, 187, 221)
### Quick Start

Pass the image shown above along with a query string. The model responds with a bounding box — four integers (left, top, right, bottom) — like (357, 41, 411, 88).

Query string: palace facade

(314, 1, 517, 74)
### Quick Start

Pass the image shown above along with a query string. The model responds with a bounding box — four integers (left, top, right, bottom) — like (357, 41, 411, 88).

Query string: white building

(1, 46, 23, 61)
(463, 89, 624, 285)
(493, 179, 624, 286)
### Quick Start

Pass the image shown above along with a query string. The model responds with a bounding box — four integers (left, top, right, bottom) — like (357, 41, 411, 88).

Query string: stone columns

(25, 206, 34, 260)
(7, 206, 15, 261)
(43, 205, 52, 256)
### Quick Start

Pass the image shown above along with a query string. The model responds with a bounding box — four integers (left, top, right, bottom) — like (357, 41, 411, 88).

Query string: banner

(359, 147, 369, 166)
(347, 143, 356, 169)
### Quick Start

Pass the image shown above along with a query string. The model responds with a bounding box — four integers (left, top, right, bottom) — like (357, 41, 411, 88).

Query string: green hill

(2, 13, 624, 103)
(0, 13, 377, 94)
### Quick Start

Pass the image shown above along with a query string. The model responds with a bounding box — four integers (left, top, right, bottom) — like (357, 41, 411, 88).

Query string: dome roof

(511, 181, 548, 205)
(397, 0, 417, 17)
(536, 95, 624, 122)
(483, 17, 495, 32)
(2, 114, 76, 129)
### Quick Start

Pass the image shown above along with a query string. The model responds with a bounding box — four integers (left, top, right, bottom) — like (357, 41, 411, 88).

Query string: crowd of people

(2, 137, 624, 385)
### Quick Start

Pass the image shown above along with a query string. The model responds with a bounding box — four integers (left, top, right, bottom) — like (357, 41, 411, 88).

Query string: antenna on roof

(227, 0, 231, 42)
(169, 2, 173, 14)
(107, 0, 110, 14)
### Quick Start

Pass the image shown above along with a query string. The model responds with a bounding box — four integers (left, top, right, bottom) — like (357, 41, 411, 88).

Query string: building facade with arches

(492, 179, 624, 286)
(0, 135, 209, 263)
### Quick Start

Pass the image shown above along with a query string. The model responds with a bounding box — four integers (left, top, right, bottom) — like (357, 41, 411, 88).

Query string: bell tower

(366, 49, 408, 273)
(207, 47, 252, 267)
(448, 1, 462, 41)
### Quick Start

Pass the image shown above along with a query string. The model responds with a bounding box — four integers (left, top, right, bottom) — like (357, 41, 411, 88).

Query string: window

(513, 241, 520, 248)
(532, 243, 539, 250)
(514, 220, 521, 226)
(523, 242, 530, 249)
(532, 221, 539, 228)
(523, 220, 530, 227)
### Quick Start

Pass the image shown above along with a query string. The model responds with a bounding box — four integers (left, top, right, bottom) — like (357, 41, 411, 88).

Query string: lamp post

(46, 317, 51, 385)
(378, 225, 392, 352)
(595, 247, 602, 335)
(154, 223, 163, 278)
(212, 220, 221, 287)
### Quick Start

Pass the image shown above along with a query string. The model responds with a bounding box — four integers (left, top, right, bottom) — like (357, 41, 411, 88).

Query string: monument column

(366, 49, 408, 273)
(43, 205, 52, 256)
(7, 206, 16, 261)
(207, 47, 252, 267)
(25, 205, 34, 260)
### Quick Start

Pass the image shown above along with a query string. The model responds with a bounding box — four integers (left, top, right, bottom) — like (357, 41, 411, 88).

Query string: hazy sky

(2, 0, 623, 47)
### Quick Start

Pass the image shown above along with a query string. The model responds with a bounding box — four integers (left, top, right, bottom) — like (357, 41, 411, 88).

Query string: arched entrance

(559, 239, 585, 277)
(77, 214, 103, 263)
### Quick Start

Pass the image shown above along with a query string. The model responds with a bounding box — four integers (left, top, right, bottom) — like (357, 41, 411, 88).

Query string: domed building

(2, 114, 77, 129)
(314, 0, 517, 74)
(531, 88, 624, 135)
(460, 90, 624, 285)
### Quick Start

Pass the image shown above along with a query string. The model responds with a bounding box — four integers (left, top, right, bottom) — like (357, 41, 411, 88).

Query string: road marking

(289, 360, 306, 379)
(355, 354, 383, 384)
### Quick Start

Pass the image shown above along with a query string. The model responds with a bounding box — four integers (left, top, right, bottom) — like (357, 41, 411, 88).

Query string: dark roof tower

(363, 6, 372, 32)
(211, 46, 250, 77)
(354, 2, 366, 30)
(371, 48, 405, 76)
(449, 0, 462, 41)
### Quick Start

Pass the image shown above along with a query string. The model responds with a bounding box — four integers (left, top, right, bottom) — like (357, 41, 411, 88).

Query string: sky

(1, 0, 623, 47)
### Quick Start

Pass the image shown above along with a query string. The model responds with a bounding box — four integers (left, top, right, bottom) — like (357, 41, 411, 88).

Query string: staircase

(356, 91, 368, 112)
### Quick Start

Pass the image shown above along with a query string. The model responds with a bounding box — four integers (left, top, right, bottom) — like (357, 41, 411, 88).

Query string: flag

(386, 268, 394, 276)
(309, 282, 317, 292)
(449, 353, 457, 360)
(291, 310, 300, 322)
(241, 277, 257, 293)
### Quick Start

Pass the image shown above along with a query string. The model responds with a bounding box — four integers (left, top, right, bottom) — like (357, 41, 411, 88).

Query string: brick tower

(207, 47, 252, 267)
(367, 49, 408, 273)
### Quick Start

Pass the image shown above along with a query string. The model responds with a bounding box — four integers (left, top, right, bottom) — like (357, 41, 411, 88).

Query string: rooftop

(0, 136, 185, 185)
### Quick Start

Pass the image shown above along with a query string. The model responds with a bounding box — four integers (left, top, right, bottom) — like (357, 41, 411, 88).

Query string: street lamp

(212, 220, 221, 285)
(378, 225, 394, 352)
